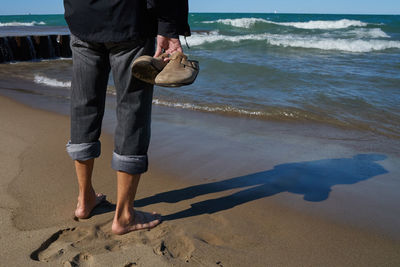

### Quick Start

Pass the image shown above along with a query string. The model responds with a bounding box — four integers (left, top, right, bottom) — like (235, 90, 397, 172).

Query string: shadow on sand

(134, 154, 388, 221)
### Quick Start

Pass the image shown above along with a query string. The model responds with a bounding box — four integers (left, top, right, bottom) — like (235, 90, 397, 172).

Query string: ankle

(112, 211, 134, 235)
(78, 188, 96, 203)
(114, 207, 134, 225)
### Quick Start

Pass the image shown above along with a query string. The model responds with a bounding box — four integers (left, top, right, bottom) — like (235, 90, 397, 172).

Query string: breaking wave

(153, 98, 280, 117)
(0, 21, 46, 27)
(276, 19, 368, 29)
(184, 32, 400, 52)
(183, 32, 267, 46)
(203, 18, 270, 29)
(203, 18, 368, 30)
(328, 28, 390, 39)
(266, 36, 400, 52)
(34, 75, 71, 88)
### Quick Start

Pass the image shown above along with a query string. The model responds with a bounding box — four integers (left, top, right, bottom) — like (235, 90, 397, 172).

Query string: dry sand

(0, 94, 400, 266)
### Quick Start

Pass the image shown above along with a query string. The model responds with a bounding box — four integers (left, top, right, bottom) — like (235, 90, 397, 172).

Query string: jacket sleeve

(150, 0, 191, 38)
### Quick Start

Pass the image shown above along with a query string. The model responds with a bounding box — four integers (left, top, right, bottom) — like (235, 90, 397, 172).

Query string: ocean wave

(203, 18, 270, 29)
(203, 18, 368, 30)
(183, 32, 400, 52)
(183, 31, 268, 46)
(277, 19, 367, 29)
(34, 75, 71, 88)
(351, 28, 390, 39)
(266, 36, 400, 52)
(323, 28, 390, 39)
(0, 21, 46, 27)
(153, 98, 400, 139)
(151, 99, 341, 124)
(152, 99, 264, 116)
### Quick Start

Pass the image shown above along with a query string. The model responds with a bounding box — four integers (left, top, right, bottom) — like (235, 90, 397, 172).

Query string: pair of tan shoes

(131, 52, 199, 87)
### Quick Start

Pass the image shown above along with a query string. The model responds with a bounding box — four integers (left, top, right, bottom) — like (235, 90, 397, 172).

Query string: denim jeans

(66, 34, 154, 174)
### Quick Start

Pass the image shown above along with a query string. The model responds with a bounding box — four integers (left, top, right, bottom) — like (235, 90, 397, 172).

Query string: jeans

(66, 34, 154, 174)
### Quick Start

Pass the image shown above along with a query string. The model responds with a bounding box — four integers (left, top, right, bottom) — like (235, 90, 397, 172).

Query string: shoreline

(1, 69, 400, 145)
(1, 59, 400, 141)
(1, 82, 400, 265)
(1, 79, 400, 231)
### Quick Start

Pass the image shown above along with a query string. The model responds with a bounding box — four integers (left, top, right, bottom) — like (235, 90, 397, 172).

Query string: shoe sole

(155, 61, 199, 88)
(156, 72, 198, 87)
(131, 61, 161, 85)
(155, 75, 197, 87)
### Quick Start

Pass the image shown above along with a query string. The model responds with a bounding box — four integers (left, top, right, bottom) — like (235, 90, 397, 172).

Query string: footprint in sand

(30, 224, 197, 265)
(63, 253, 93, 267)
(145, 225, 195, 261)
(30, 226, 121, 264)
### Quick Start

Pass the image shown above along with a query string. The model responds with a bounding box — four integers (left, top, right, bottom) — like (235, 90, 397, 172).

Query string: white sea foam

(204, 18, 368, 30)
(266, 36, 400, 52)
(203, 18, 270, 28)
(152, 99, 308, 119)
(349, 28, 390, 38)
(0, 21, 46, 27)
(181, 31, 267, 46)
(183, 32, 400, 52)
(152, 99, 263, 116)
(322, 28, 390, 39)
(34, 75, 71, 88)
(276, 19, 367, 29)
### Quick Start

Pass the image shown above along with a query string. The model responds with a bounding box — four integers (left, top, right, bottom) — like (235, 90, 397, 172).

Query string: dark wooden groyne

(0, 35, 71, 63)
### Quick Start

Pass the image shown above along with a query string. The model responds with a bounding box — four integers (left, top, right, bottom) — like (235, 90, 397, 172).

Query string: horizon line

(0, 11, 399, 16)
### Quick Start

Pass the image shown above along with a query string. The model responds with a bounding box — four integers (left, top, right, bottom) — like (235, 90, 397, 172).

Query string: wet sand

(0, 86, 400, 266)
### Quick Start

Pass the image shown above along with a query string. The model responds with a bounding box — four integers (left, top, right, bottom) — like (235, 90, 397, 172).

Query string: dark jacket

(63, 0, 191, 43)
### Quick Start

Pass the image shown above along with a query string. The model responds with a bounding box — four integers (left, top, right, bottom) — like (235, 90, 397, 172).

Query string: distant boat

(274, 10, 277, 14)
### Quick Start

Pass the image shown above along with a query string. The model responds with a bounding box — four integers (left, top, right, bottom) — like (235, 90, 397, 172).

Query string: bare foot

(112, 210, 161, 235)
(74, 193, 106, 219)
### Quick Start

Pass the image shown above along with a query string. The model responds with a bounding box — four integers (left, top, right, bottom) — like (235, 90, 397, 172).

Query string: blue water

(1, 13, 400, 138)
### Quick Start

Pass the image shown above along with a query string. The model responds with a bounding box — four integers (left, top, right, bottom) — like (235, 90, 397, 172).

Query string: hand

(154, 35, 183, 59)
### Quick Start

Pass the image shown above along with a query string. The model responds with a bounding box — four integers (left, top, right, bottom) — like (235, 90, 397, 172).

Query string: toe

(149, 219, 160, 228)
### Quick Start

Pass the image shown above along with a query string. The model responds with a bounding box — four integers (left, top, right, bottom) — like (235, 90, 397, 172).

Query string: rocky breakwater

(0, 35, 71, 63)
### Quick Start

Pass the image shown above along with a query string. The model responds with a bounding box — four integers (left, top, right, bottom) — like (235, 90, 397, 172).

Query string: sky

(0, 0, 399, 15)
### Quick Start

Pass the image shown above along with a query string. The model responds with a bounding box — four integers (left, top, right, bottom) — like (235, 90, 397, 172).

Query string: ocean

(0, 13, 399, 138)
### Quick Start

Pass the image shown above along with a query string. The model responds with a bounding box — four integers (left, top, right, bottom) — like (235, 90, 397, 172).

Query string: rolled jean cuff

(111, 152, 148, 175)
(66, 140, 101, 161)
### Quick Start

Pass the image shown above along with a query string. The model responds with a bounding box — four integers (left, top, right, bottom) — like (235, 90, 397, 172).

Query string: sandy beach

(1, 81, 400, 266)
